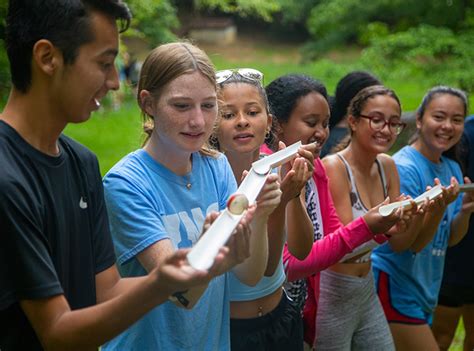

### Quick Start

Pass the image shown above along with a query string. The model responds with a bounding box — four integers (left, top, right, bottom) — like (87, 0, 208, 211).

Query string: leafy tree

(195, 0, 280, 21)
(125, 0, 179, 45)
(362, 24, 474, 92)
(276, 0, 316, 24)
(304, 0, 470, 56)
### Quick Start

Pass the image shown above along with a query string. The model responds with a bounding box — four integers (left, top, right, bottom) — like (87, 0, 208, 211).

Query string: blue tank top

(229, 157, 286, 301)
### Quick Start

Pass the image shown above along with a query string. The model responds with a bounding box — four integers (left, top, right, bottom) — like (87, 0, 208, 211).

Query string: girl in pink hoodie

(265, 74, 411, 347)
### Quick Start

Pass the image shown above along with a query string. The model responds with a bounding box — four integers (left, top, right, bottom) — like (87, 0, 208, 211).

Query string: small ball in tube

(227, 194, 249, 215)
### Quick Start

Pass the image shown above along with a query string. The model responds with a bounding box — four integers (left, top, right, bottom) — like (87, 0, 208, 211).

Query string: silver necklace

(184, 174, 192, 190)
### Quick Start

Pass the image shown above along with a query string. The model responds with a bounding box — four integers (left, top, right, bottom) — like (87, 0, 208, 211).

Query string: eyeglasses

(359, 114, 407, 135)
(216, 68, 264, 85)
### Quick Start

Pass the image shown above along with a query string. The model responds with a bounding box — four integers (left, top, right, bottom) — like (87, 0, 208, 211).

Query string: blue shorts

(374, 268, 433, 325)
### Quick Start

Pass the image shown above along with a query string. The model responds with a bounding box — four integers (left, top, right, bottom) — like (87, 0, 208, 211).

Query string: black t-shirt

(0, 120, 116, 350)
(442, 116, 474, 288)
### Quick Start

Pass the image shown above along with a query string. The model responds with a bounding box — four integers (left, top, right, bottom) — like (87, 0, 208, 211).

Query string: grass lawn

(66, 101, 143, 175)
(61, 38, 468, 349)
(451, 320, 466, 350)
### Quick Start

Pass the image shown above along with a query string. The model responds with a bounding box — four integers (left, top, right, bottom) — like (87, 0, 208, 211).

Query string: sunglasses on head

(216, 68, 264, 85)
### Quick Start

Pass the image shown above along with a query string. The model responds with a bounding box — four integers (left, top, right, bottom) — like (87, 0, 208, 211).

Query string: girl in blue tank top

(212, 68, 316, 351)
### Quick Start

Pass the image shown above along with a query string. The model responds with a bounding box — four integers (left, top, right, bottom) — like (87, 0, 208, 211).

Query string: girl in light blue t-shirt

(372, 86, 474, 350)
(102, 42, 268, 351)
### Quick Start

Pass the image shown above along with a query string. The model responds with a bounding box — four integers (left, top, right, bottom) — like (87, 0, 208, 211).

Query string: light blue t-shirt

(102, 149, 237, 351)
(372, 146, 463, 313)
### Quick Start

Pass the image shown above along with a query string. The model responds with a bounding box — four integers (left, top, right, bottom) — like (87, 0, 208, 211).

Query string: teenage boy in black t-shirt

(0, 1, 251, 350)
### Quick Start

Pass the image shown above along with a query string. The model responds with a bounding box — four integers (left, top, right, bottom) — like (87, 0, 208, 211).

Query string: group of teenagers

(1, 1, 473, 351)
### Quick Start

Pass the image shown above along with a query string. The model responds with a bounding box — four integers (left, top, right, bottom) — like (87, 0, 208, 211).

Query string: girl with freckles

(372, 86, 474, 350)
(212, 69, 316, 351)
(265, 75, 409, 349)
(102, 43, 264, 351)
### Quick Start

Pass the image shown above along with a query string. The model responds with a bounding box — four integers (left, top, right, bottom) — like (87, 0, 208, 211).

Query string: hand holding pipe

(187, 141, 302, 270)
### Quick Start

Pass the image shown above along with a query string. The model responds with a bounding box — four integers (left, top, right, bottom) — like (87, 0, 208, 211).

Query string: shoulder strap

(374, 157, 388, 198)
(336, 153, 357, 192)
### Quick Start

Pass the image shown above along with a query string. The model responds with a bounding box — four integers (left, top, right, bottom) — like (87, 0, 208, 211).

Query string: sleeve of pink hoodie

(283, 217, 374, 281)
(283, 159, 375, 282)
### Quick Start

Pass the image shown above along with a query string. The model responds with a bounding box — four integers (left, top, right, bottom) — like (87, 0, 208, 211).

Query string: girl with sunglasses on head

(101, 43, 266, 351)
(320, 85, 424, 350)
(265, 75, 409, 349)
(371, 86, 474, 350)
(212, 68, 315, 351)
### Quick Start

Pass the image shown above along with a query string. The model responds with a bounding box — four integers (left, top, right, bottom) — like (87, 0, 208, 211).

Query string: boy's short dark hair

(6, 0, 131, 93)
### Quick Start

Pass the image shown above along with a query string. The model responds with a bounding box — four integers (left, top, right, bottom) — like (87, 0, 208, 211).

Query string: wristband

(168, 290, 190, 307)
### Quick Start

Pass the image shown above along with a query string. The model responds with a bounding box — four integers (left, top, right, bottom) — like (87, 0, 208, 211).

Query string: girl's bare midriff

(230, 286, 283, 319)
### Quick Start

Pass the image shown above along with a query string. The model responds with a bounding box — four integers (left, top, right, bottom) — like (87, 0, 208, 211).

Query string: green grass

(65, 101, 143, 175)
(450, 318, 466, 351)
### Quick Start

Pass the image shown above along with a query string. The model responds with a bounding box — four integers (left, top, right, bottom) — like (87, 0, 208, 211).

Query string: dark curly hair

(265, 74, 329, 149)
(329, 71, 381, 130)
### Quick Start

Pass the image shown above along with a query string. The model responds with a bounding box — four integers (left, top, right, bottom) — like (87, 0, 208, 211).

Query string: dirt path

(123, 32, 303, 64)
(198, 34, 302, 64)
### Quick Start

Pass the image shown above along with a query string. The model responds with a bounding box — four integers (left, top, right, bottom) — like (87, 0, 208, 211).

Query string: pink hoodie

(283, 158, 387, 344)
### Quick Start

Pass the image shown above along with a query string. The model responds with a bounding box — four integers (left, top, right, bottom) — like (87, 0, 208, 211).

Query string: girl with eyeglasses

(317, 85, 424, 350)
(265, 76, 408, 349)
(212, 68, 316, 351)
(321, 70, 381, 157)
(101, 43, 267, 350)
(371, 86, 474, 350)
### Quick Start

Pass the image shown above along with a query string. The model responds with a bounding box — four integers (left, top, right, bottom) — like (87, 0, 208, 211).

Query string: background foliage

(0, 1, 470, 346)
(1, 0, 473, 98)
(196, 0, 474, 92)
(0, 0, 9, 100)
(125, 0, 179, 44)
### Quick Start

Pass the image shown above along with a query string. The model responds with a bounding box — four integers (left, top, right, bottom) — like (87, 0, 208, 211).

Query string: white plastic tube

(378, 185, 443, 217)
(187, 141, 302, 270)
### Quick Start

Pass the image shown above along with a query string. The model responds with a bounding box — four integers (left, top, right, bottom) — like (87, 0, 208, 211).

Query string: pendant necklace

(185, 174, 192, 190)
(185, 157, 193, 190)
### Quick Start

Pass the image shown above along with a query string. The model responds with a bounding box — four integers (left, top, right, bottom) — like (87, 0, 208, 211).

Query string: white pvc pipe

(187, 141, 302, 270)
(379, 184, 443, 217)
